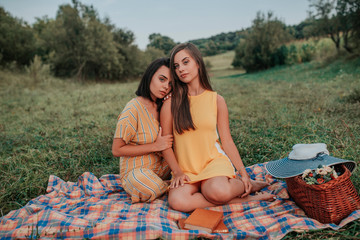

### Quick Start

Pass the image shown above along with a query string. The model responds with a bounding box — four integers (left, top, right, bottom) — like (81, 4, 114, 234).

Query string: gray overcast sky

(0, 0, 310, 50)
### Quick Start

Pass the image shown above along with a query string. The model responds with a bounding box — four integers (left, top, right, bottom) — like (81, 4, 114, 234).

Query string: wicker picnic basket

(286, 164, 360, 224)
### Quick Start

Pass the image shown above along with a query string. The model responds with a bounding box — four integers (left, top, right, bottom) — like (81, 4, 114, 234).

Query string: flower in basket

(301, 165, 339, 185)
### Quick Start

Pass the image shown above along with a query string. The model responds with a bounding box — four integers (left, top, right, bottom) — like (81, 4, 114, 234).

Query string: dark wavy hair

(135, 57, 170, 112)
(169, 43, 213, 134)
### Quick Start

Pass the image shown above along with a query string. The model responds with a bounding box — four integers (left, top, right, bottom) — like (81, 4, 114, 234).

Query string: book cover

(178, 218, 229, 233)
(183, 208, 223, 233)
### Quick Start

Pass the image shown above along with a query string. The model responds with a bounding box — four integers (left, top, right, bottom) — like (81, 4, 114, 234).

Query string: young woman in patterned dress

(112, 58, 173, 203)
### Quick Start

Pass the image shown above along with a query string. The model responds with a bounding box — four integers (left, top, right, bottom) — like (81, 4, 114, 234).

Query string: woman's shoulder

(124, 98, 142, 109)
(128, 97, 139, 105)
(204, 90, 223, 102)
(215, 93, 224, 101)
(117, 98, 139, 119)
(204, 90, 218, 97)
(216, 93, 228, 112)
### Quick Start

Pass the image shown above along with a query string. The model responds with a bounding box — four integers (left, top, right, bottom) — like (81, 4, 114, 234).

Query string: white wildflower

(323, 165, 333, 173)
(302, 169, 312, 179)
(316, 168, 328, 176)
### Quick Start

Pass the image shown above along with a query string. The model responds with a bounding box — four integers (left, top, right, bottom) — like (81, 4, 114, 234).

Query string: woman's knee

(202, 181, 233, 204)
(123, 168, 167, 202)
(168, 192, 186, 211)
(168, 190, 193, 212)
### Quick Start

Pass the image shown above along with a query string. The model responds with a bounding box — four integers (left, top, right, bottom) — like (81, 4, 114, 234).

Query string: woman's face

(173, 49, 199, 84)
(149, 65, 171, 101)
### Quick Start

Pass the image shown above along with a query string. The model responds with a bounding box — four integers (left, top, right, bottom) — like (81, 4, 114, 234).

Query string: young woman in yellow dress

(112, 58, 173, 203)
(160, 43, 275, 212)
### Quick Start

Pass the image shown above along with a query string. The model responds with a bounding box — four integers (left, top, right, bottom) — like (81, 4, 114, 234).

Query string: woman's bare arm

(216, 94, 252, 196)
(160, 99, 190, 188)
(112, 127, 173, 157)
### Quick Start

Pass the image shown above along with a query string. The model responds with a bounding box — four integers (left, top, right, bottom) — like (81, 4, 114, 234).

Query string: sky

(0, 0, 310, 50)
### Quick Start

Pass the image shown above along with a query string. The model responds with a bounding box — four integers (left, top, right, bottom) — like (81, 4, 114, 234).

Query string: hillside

(189, 30, 246, 56)
(188, 20, 309, 57)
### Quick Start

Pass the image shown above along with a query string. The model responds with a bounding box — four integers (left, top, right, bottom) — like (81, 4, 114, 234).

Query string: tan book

(182, 208, 224, 233)
(212, 220, 229, 233)
(178, 218, 229, 233)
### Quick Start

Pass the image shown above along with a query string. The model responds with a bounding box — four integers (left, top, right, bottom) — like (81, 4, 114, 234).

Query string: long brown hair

(169, 43, 213, 134)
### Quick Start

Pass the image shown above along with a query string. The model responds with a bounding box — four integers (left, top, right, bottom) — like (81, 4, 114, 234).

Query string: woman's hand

(170, 172, 190, 189)
(154, 127, 173, 151)
(241, 174, 252, 198)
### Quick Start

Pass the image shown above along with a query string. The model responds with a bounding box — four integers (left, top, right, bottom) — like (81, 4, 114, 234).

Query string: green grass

(204, 51, 236, 71)
(1, 54, 360, 239)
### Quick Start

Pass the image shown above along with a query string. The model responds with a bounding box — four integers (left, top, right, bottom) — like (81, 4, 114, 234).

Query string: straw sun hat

(265, 143, 356, 178)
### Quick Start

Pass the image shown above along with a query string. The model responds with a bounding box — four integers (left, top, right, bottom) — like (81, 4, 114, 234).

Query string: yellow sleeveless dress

(173, 90, 236, 183)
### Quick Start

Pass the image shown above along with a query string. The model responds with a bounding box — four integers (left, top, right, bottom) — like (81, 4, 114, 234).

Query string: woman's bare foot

(253, 191, 276, 201)
(229, 192, 276, 204)
(250, 179, 270, 192)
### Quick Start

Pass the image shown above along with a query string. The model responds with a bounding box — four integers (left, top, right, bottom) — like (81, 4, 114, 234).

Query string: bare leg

(169, 177, 275, 213)
(168, 182, 216, 212)
(202, 176, 275, 205)
(201, 176, 246, 204)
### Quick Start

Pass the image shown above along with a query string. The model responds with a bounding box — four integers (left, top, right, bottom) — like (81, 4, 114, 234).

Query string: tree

(34, 0, 144, 81)
(0, 7, 36, 66)
(309, 0, 342, 51)
(336, 0, 360, 52)
(349, 0, 360, 46)
(82, 17, 122, 80)
(47, 2, 88, 77)
(288, 20, 315, 39)
(112, 28, 135, 46)
(147, 33, 177, 55)
(308, 0, 360, 53)
(232, 12, 292, 72)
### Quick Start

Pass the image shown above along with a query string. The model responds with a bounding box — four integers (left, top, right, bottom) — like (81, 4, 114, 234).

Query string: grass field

(204, 50, 236, 71)
(1, 53, 360, 239)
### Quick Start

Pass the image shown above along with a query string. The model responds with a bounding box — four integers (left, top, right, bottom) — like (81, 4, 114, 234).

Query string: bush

(232, 12, 292, 72)
(286, 44, 300, 65)
(300, 43, 316, 63)
(25, 55, 51, 83)
(344, 89, 360, 103)
(271, 45, 288, 66)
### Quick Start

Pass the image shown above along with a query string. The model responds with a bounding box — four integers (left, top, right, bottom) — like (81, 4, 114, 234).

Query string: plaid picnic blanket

(1, 163, 359, 240)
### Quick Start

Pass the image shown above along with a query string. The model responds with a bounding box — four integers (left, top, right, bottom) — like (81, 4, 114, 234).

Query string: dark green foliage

(286, 44, 300, 65)
(190, 31, 246, 56)
(300, 43, 316, 62)
(271, 45, 288, 66)
(35, 1, 125, 80)
(349, 0, 360, 50)
(0, 0, 152, 81)
(0, 7, 36, 66)
(271, 42, 316, 67)
(232, 12, 292, 72)
(335, 0, 360, 53)
(287, 20, 315, 40)
(147, 33, 177, 55)
(143, 47, 167, 62)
